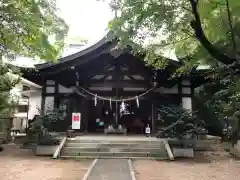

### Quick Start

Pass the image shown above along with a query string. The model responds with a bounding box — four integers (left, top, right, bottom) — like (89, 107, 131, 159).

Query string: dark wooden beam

(41, 78, 46, 115)
(89, 90, 152, 97)
(120, 64, 151, 80)
(87, 81, 149, 88)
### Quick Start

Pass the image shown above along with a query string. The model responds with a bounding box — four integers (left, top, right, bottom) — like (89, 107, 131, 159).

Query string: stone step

(60, 155, 168, 160)
(61, 151, 167, 157)
(64, 142, 162, 148)
(62, 147, 166, 153)
(66, 139, 161, 144)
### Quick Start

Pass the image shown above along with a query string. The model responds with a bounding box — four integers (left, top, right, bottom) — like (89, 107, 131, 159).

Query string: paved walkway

(86, 159, 132, 180)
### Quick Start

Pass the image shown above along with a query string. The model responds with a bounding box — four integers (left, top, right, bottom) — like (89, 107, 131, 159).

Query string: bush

(27, 106, 66, 146)
(156, 105, 207, 140)
(37, 134, 60, 146)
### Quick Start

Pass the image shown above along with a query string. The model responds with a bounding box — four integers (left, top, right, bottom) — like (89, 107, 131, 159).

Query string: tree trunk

(189, 0, 236, 65)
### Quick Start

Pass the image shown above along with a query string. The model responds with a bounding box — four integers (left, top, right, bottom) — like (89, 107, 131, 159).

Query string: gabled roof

(35, 32, 116, 70)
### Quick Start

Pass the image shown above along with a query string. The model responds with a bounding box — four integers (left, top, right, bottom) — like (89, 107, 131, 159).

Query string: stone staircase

(60, 136, 168, 159)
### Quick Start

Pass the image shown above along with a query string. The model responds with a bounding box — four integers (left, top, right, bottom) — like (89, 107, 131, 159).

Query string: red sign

(73, 115, 79, 121)
(72, 113, 81, 129)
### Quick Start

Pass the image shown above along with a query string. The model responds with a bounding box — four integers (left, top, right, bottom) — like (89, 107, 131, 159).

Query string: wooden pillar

(54, 82, 59, 108)
(82, 99, 89, 132)
(115, 89, 119, 124)
(40, 78, 46, 115)
(151, 102, 156, 134)
(113, 62, 121, 125)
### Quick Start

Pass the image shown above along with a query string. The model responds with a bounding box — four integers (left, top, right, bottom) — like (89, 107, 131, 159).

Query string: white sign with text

(72, 112, 81, 129)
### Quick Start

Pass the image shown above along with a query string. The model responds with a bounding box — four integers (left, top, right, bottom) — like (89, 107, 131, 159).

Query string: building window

(182, 87, 191, 94)
(46, 80, 55, 85)
(46, 87, 55, 93)
(18, 105, 28, 112)
(23, 85, 30, 91)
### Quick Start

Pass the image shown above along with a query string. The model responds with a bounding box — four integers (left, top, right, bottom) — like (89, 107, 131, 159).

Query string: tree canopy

(0, 0, 68, 120)
(0, 0, 68, 60)
(106, 0, 240, 139)
(108, 0, 240, 71)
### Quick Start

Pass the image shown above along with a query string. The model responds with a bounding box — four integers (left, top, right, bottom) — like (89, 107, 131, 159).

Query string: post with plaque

(72, 112, 81, 130)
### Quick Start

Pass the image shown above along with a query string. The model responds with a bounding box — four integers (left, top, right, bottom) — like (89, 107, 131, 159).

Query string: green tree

(0, 0, 68, 142)
(108, 0, 240, 70)
(106, 0, 240, 142)
(0, 0, 68, 60)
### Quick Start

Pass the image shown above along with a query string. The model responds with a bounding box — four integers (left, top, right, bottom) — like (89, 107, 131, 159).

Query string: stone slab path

(86, 159, 132, 180)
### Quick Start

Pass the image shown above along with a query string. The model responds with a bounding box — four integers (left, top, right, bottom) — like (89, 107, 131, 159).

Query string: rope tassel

(136, 96, 139, 108)
(110, 98, 112, 109)
(94, 94, 97, 106)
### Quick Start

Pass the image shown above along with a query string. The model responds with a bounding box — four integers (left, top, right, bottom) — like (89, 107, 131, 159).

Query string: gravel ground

(0, 143, 92, 180)
(134, 147, 240, 180)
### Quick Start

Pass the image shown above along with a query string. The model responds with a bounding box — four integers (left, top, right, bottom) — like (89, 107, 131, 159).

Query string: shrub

(156, 105, 207, 140)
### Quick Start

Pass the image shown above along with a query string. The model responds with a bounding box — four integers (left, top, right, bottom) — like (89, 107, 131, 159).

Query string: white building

(10, 76, 42, 132)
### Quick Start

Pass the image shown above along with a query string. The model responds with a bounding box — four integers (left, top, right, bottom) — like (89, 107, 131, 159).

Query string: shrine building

(22, 33, 203, 134)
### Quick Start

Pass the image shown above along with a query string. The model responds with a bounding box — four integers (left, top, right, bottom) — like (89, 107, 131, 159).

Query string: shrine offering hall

(23, 33, 203, 134)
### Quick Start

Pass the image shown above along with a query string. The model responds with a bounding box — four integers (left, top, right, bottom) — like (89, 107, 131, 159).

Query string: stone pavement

(86, 159, 132, 180)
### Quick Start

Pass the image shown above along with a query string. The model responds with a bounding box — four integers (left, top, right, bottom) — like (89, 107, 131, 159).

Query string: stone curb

(81, 158, 98, 180)
(162, 139, 174, 160)
(53, 136, 67, 159)
(128, 159, 136, 180)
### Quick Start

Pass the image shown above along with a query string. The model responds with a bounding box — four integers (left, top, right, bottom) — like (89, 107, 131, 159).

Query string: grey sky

(57, 0, 114, 44)
(10, 0, 177, 67)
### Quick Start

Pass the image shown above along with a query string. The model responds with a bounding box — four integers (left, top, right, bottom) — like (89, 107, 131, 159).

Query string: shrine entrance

(87, 98, 152, 134)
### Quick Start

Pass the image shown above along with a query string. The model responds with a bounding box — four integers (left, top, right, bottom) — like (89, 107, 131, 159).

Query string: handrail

(53, 136, 67, 159)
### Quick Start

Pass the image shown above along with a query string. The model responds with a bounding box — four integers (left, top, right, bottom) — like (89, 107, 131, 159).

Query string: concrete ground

(134, 145, 240, 180)
(86, 159, 132, 180)
(0, 143, 92, 180)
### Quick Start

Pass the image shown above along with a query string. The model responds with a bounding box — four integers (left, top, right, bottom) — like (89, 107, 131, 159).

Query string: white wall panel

(59, 84, 74, 93)
(182, 97, 192, 112)
(28, 89, 42, 119)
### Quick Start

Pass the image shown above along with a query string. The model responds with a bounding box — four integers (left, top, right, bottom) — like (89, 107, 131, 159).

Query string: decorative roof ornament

(109, 0, 120, 18)
(110, 44, 122, 58)
(152, 70, 158, 87)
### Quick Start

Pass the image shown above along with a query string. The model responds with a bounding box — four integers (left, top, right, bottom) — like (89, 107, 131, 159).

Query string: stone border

(53, 136, 67, 159)
(81, 158, 98, 180)
(128, 159, 136, 180)
(162, 139, 174, 160)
